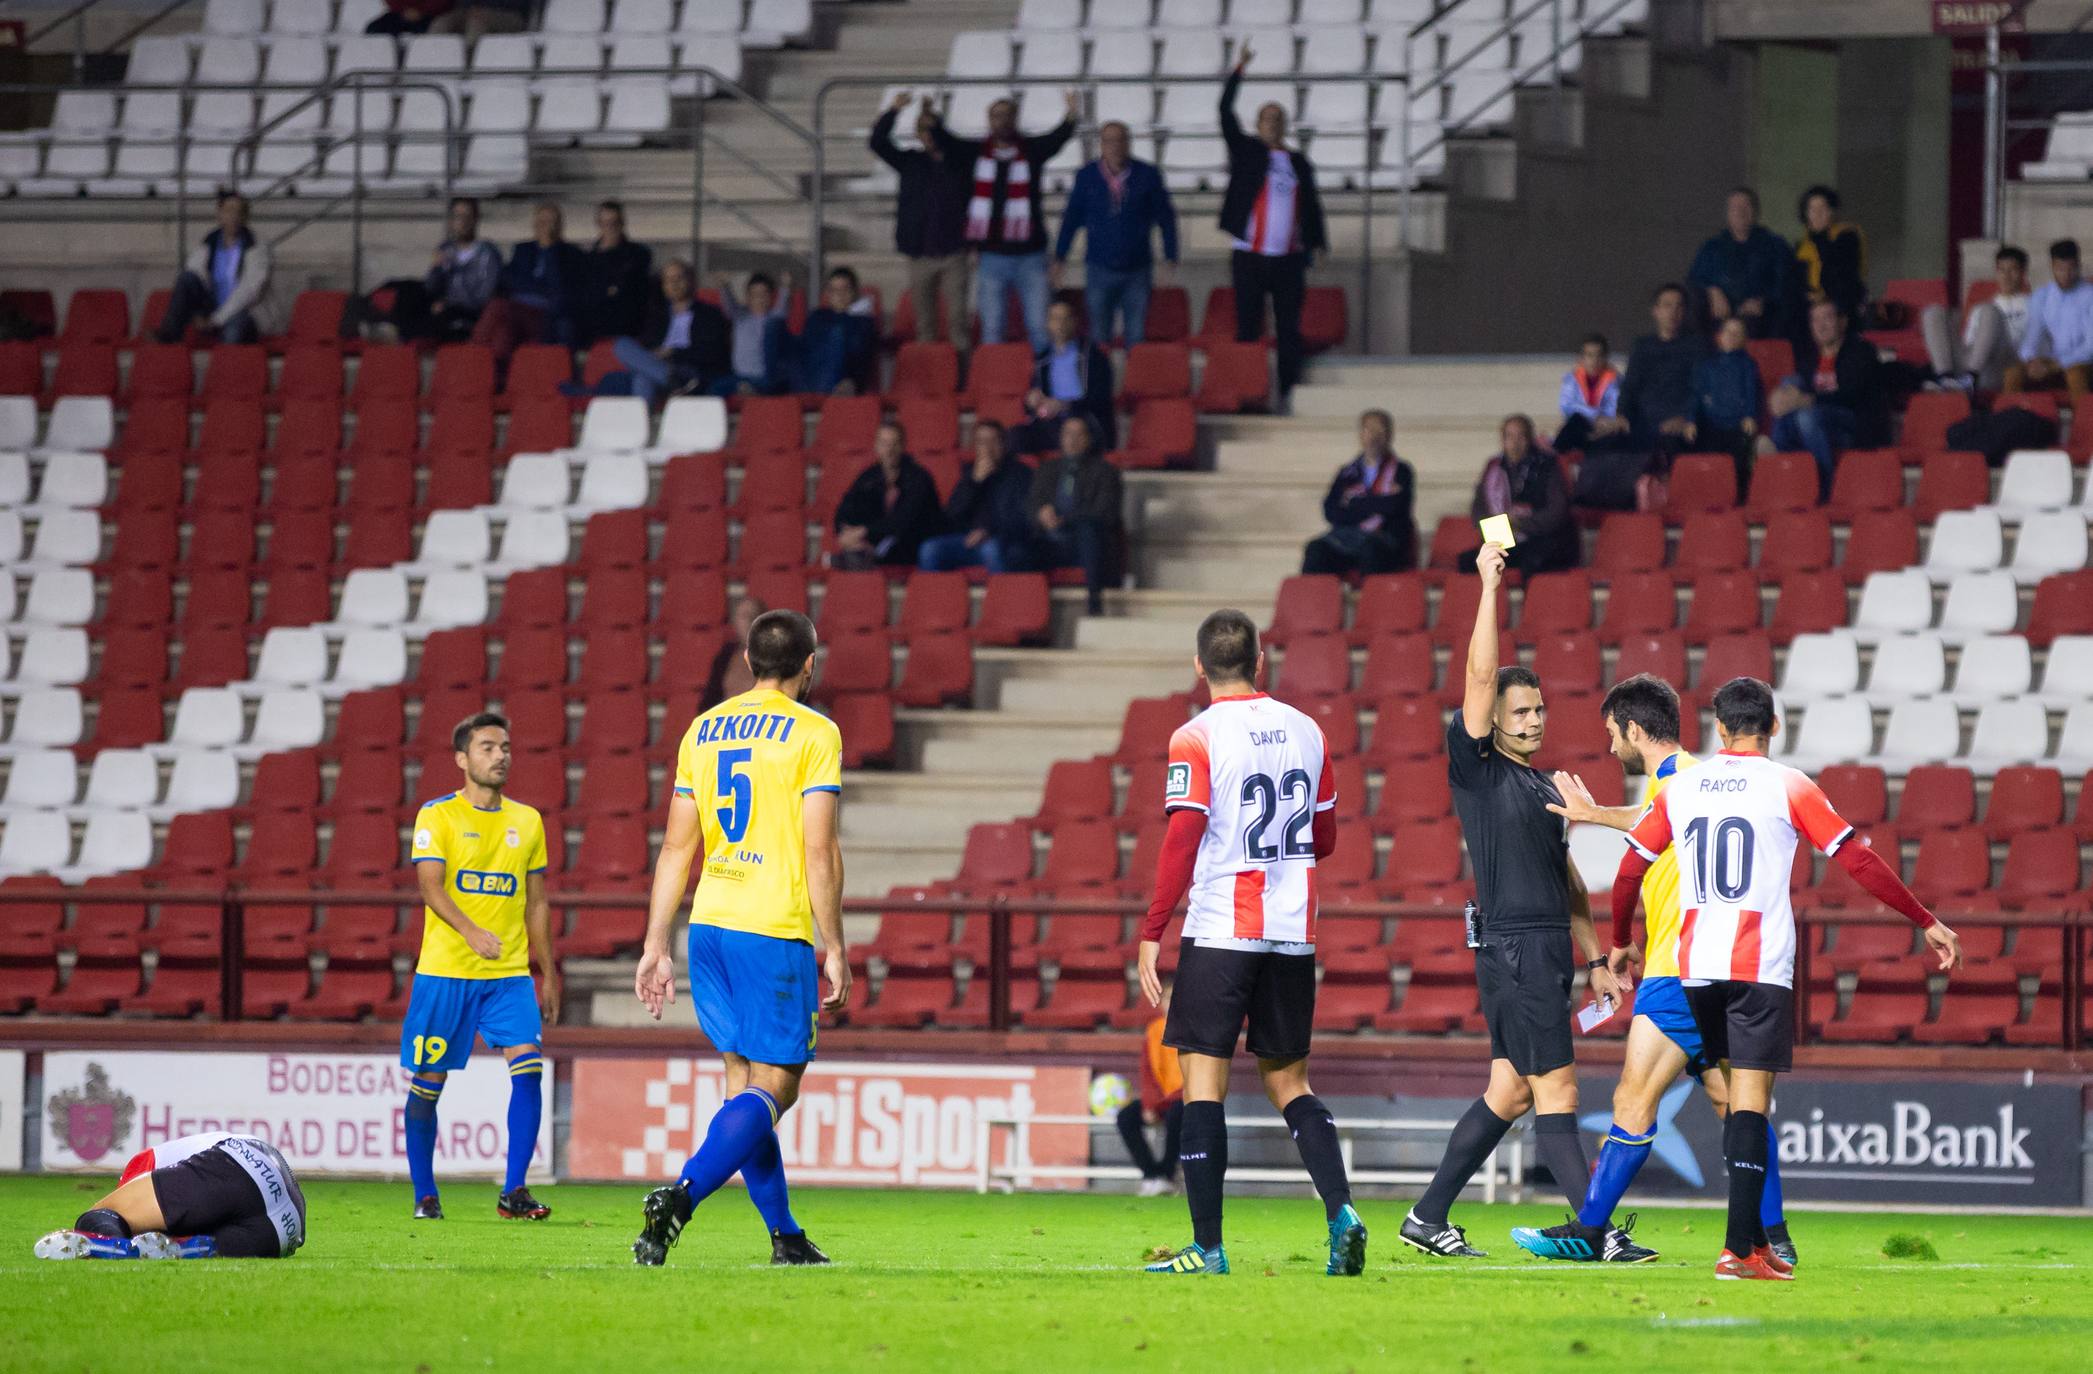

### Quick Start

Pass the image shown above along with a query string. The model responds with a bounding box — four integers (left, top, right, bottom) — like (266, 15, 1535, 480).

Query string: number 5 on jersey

(716, 747, 753, 844)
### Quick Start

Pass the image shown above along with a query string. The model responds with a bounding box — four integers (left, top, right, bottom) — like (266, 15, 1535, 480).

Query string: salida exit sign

(1932, 0, 2028, 33)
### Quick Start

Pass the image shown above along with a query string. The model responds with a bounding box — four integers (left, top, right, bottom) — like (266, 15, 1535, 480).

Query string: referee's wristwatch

(1585, 957, 1608, 971)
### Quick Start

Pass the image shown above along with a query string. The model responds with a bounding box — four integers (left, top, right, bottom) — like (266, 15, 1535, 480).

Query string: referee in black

(1398, 541, 1624, 1259)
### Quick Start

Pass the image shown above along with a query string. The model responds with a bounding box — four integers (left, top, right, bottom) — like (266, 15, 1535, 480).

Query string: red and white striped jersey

(1624, 750, 1854, 989)
(1164, 693, 1336, 945)
(119, 1131, 234, 1184)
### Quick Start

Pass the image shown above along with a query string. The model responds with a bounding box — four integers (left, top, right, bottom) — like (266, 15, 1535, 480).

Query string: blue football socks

(1760, 1118, 1786, 1228)
(677, 1088, 779, 1208)
(405, 1074, 445, 1201)
(1576, 1122, 1656, 1229)
(505, 1052, 545, 1193)
(741, 1123, 801, 1236)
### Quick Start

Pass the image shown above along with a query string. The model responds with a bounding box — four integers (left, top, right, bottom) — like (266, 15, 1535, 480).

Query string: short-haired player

(1136, 610, 1367, 1277)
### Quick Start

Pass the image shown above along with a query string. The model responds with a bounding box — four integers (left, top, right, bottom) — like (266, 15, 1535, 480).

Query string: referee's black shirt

(1445, 716, 1571, 932)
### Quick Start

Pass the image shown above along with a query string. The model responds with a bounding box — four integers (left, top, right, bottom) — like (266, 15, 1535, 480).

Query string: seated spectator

(1573, 284, 1706, 509)
(1552, 333, 1621, 453)
(352, 196, 500, 344)
(918, 420, 1039, 573)
(832, 420, 943, 570)
(1300, 408, 1416, 576)
(578, 200, 652, 345)
(714, 271, 792, 396)
(429, 0, 525, 38)
(1014, 300, 1115, 454)
(1687, 186, 1791, 339)
(365, 0, 452, 34)
(1053, 119, 1179, 345)
(1686, 316, 1763, 489)
(473, 202, 584, 367)
(155, 192, 279, 344)
(1770, 299, 1884, 498)
(1793, 183, 1867, 324)
(1029, 415, 1123, 614)
(1924, 244, 2030, 392)
(608, 259, 729, 405)
(1463, 415, 1577, 575)
(702, 594, 764, 711)
(788, 267, 878, 396)
(2006, 238, 2093, 400)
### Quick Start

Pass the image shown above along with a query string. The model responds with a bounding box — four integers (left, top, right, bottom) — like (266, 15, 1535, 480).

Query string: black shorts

(1475, 927, 1576, 1077)
(1164, 941, 1316, 1061)
(152, 1145, 284, 1258)
(1685, 979, 1795, 1073)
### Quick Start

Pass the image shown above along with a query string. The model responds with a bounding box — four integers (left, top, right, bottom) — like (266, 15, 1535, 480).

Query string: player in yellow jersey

(630, 609, 847, 1267)
(399, 711, 557, 1224)
(1516, 674, 1795, 1266)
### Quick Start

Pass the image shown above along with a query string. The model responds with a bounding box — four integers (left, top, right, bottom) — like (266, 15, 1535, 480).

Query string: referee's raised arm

(1461, 543, 1508, 741)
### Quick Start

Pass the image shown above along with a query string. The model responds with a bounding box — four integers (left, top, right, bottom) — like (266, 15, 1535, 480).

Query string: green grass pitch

(1, 1176, 2087, 1373)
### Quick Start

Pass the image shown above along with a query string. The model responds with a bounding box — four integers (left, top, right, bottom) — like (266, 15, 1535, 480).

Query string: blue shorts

(1632, 975, 1712, 1077)
(400, 974, 543, 1072)
(688, 923, 819, 1067)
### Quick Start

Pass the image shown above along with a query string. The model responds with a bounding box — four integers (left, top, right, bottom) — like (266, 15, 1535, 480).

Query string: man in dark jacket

(1618, 283, 1710, 450)
(1029, 414, 1122, 613)
(577, 200, 653, 344)
(1687, 187, 1791, 339)
(789, 267, 878, 396)
(918, 420, 1038, 573)
(833, 420, 944, 570)
(473, 201, 585, 366)
(930, 90, 1078, 353)
(871, 92, 975, 344)
(1014, 300, 1115, 454)
(1053, 119, 1179, 345)
(1218, 46, 1326, 402)
(1463, 416, 1577, 576)
(609, 259, 729, 404)
(1771, 299, 1884, 498)
(1301, 409, 1416, 575)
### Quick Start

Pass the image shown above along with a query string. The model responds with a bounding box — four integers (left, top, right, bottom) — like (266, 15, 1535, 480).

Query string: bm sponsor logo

(455, 869, 520, 897)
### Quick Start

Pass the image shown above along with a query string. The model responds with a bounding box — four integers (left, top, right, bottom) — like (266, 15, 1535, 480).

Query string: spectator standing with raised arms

(1218, 45, 1326, 406)
(871, 92, 975, 344)
(928, 90, 1079, 354)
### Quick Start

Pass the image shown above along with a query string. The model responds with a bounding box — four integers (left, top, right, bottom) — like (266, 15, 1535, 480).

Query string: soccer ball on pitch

(1088, 1072, 1131, 1117)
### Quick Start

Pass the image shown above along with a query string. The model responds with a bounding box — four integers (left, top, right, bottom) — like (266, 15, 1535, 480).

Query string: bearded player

(1512, 674, 1793, 1265)
(1135, 609, 1366, 1278)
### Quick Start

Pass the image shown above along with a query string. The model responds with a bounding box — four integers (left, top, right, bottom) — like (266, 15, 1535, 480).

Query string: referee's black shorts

(1685, 978, 1795, 1073)
(1475, 928, 1576, 1077)
(153, 1145, 284, 1258)
(1164, 941, 1316, 1061)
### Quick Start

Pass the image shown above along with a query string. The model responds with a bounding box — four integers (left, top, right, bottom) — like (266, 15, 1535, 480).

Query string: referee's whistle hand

(1137, 941, 1163, 1007)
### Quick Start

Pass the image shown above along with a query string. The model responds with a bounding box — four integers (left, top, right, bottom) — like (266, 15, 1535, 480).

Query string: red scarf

(966, 138, 1031, 245)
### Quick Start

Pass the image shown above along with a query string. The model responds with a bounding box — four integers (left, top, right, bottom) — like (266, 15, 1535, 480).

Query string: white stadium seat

(411, 571, 491, 632)
(166, 687, 246, 750)
(2009, 510, 2088, 583)
(1922, 509, 2002, 582)
(1017, 32, 1083, 79)
(334, 0, 385, 30)
(536, 77, 606, 139)
(22, 510, 101, 569)
(500, 453, 574, 509)
(1230, 30, 1297, 76)
(1227, 0, 1292, 25)
(543, 0, 608, 33)
(1015, 0, 1083, 30)
(0, 453, 27, 508)
(950, 31, 1014, 79)
(610, 0, 674, 30)
(473, 35, 539, 81)
(271, 0, 336, 33)
(60, 810, 153, 881)
(1159, 31, 1224, 76)
(329, 36, 402, 136)
(22, 569, 95, 627)
(1849, 569, 1934, 644)
(9, 628, 89, 689)
(252, 626, 331, 689)
(680, 0, 744, 32)
(746, 0, 813, 46)
(576, 397, 652, 454)
(1863, 633, 1946, 700)
(1301, 26, 1367, 76)
(1300, 0, 1362, 21)
(540, 35, 606, 74)
(1872, 696, 1959, 775)
(0, 810, 71, 877)
(1157, 0, 1221, 27)
(40, 397, 115, 455)
(127, 36, 193, 86)
(488, 511, 573, 573)
(2052, 701, 2093, 770)
(334, 569, 412, 628)
(1947, 633, 2033, 709)
(160, 748, 240, 816)
(330, 628, 409, 693)
(0, 512, 23, 564)
(1782, 695, 1873, 772)
(247, 689, 326, 753)
(0, 749, 78, 811)
(411, 511, 495, 570)
(1089, 0, 1153, 29)
(1962, 697, 2050, 773)
(1777, 632, 1859, 702)
(7, 688, 86, 751)
(1936, 569, 2019, 645)
(2024, 112, 2093, 182)
(17, 92, 117, 194)
(0, 396, 36, 452)
(1992, 449, 2073, 513)
(2036, 635, 2093, 708)
(574, 453, 649, 513)
(656, 396, 729, 455)
(599, 76, 673, 140)
(82, 749, 159, 811)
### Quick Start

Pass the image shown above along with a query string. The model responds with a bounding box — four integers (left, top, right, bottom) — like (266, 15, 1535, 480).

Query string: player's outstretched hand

(1607, 943, 1643, 980)
(821, 946, 851, 1011)
(1924, 921, 1963, 973)
(1137, 940, 1164, 1007)
(464, 924, 503, 961)
(1474, 540, 1507, 590)
(1545, 770, 1598, 822)
(634, 947, 676, 1019)
(1588, 962, 1625, 1007)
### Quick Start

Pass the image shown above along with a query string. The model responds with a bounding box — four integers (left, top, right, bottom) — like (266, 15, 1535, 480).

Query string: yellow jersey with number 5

(1636, 750, 1696, 979)
(675, 687, 842, 944)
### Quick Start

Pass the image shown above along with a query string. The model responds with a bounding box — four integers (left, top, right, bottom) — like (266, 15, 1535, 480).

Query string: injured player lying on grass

(34, 1132, 307, 1260)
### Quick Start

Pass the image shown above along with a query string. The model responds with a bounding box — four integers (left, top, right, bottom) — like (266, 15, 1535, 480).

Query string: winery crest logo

(48, 1062, 135, 1163)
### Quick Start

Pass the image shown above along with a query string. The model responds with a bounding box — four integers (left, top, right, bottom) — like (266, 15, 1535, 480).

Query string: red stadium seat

(61, 289, 130, 346)
(1997, 390, 2061, 425)
(817, 632, 894, 697)
(828, 691, 896, 768)
(895, 632, 973, 707)
(889, 342, 959, 400)
(346, 398, 419, 461)
(266, 454, 340, 515)
(281, 289, 348, 350)
(1672, 510, 1750, 576)
(1664, 453, 1738, 516)
(202, 344, 268, 405)
(1114, 397, 1197, 469)
(1589, 513, 1667, 580)
(424, 404, 495, 462)
(493, 627, 568, 694)
(1431, 579, 1510, 647)
(329, 689, 406, 755)
(2026, 570, 2093, 646)
(1266, 574, 1345, 646)
(1612, 630, 1687, 687)
(1196, 286, 1259, 344)
(1374, 979, 1476, 1033)
(499, 344, 573, 410)
(349, 344, 420, 408)
(1274, 634, 1351, 703)
(289, 953, 396, 1021)
(1365, 695, 1445, 765)
(426, 343, 495, 411)
(578, 566, 647, 630)
(126, 342, 195, 404)
(963, 342, 1033, 421)
(1682, 569, 1763, 641)
(1120, 343, 1193, 406)
(1768, 571, 1849, 643)
(899, 571, 970, 637)
(1301, 286, 1348, 352)
(1986, 765, 2064, 841)
(743, 567, 812, 614)
(172, 624, 251, 690)
(1113, 694, 1191, 765)
(112, 507, 180, 570)
(0, 340, 40, 397)
(810, 395, 882, 467)
(503, 398, 573, 456)
(339, 504, 413, 568)
(328, 750, 406, 815)
(1912, 450, 1989, 522)
(1595, 572, 1677, 643)
(1350, 573, 1428, 640)
(1995, 827, 2080, 910)
(1758, 509, 1834, 576)
(894, 396, 961, 459)
(276, 346, 345, 407)
(657, 567, 729, 627)
(1359, 631, 1434, 700)
(732, 396, 806, 458)
(93, 626, 171, 690)
(1142, 286, 1191, 343)
(1425, 515, 1479, 572)
(1744, 338, 1794, 393)
(956, 822, 1035, 887)
(1530, 633, 1600, 693)
(1194, 341, 1270, 413)
(1818, 764, 1888, 830)
(1369, 759, 1453, 833)
(658, 451, 728, 514)
(0, 289, 54, 337)
(734, 510, 809, 571)
(1824, 449, 1905, 521)
(1891, 764, 1975, 840)
(1695, 630, 1774, 690)
(51, 342, 119, 399)
(963, 572, 1045, 647)
(1516, 570, 1594, 638)
(1036, 820, 1121, 890)
(1900, 392, 1969, 453)
(1909, 827, 1990, 901)
(578, 691, 649, 755)
(1028, 759, 1116, 828)
(1743, 450, 1819, 521)
(1817, 979, 1926, 1043)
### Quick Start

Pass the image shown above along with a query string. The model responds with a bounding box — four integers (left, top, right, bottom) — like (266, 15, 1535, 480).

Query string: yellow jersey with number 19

(675, 687, 843, 945)
(408, 793, 548, 979)
(1635, 749, 1696, 979)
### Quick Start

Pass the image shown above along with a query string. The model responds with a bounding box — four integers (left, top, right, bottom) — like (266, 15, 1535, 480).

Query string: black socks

(1414, 1097, 1515, 1226)
(1180, 1100, 1227, 1250)
(74, 1206, 131, 1238)
(1725, 1109, 1771, 1256)
(1533, 1112, 1590, 1216)
(1282, 1094, 1353, 1221)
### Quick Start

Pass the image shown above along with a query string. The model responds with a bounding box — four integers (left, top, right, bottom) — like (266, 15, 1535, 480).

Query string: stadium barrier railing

(976, 1112, 1527, 1200)
(1, 886, 2083, 1050)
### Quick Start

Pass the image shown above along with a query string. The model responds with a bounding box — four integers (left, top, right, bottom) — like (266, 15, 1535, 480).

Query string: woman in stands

(34, 1132, 306, 1260)
(1793, 185, 1868, 325)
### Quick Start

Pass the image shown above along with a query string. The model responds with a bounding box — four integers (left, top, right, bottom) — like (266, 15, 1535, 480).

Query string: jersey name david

(409, 793, 548, 979)
(675, 687, 842, 944)
(1164, 693, 1336, 945)
(1625, 751, 1853, 989)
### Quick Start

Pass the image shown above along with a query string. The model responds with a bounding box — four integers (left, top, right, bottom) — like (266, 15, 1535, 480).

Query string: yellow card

(1479, 514, 1517, 549)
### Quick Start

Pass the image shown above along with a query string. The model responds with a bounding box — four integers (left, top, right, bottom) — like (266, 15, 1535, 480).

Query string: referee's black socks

(1281, 1094, 1353, 1221)
(1180, 1100, 1228, 1250)
(1414, 1098, 1515, 1227)
(1724, 1110, 1772, 1256)
(1533, 1112, 1590, 1216)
